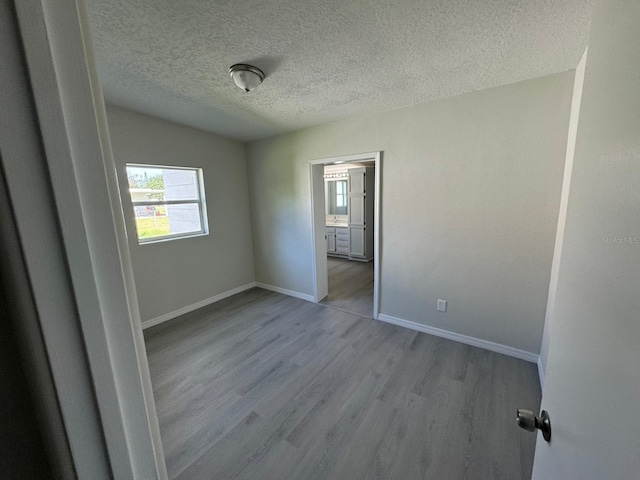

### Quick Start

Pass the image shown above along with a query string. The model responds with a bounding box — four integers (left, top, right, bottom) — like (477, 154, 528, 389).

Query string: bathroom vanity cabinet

(325, 166, 374, 261)
(326, 226, 349, 256)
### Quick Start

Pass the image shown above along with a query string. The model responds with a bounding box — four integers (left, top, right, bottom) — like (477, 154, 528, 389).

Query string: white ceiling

(87, 0, 593, 142)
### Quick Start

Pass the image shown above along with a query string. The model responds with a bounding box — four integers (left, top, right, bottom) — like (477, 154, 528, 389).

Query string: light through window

(336, 180, 347, 207)
(126, 164, 208, 243)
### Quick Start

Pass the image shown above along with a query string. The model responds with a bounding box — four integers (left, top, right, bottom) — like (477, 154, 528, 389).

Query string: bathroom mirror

(325, 179, 348, 215)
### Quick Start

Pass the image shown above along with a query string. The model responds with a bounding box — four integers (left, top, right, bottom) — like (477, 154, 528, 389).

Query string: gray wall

(247, 72, 574, 354)
(533, 0, 640, 477)
(106, 105, 255, 321)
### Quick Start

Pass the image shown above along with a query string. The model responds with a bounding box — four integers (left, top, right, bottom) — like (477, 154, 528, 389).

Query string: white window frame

(126, 163, 209, 244)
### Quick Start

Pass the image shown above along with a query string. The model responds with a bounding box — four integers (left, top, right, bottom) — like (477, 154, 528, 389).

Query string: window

(126, 164, 208, 244)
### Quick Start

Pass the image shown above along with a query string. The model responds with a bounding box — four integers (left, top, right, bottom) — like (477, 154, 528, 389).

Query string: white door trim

(11, 0, 166, 477)
(309, 152, 382, 319)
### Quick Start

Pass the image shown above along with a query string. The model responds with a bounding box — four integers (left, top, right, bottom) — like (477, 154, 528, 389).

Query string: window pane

(127, 166, 165, 202)
(335, 180, 348, 208)
(126, 166, 201, 202)
(163, 169, 200, 201)
(166, 203, 202, 234)
(133, 202, 202, 240)
(133, 206, 170, 239)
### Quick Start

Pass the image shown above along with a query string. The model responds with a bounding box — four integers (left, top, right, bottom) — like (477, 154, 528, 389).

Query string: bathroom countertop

(326, 223, 348, 227)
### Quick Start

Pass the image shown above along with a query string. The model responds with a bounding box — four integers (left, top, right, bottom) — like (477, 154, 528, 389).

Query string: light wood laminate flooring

(321, 256, 374, 317)
(144, 288, 541, 479)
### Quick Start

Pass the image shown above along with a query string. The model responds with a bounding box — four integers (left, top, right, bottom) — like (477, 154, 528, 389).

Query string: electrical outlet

(437, 299, 447, 312)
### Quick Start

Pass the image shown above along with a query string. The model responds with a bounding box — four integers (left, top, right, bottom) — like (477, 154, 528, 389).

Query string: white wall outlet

(437, 299, 447, 312)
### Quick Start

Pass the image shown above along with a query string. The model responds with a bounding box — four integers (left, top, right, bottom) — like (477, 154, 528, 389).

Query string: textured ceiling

(87, 0, 593, 142)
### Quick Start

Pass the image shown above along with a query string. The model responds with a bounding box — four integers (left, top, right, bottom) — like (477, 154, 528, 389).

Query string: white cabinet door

(348, 195, 365, 226)
(349, 227, 365, 257)
(349, 169, 365, 194)
(327, 233, 336, 253)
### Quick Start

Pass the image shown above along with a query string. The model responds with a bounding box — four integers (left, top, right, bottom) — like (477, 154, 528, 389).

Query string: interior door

(531, 2, 640, 478)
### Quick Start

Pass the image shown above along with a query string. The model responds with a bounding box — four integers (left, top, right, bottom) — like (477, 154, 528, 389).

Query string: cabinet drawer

(336, 238, 349, 248)
(336, 245, 349, 254)
(326, 227, 336, 234)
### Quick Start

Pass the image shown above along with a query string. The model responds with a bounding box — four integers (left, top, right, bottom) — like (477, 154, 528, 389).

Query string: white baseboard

(255, 282, 315, 303)
(537, 357, 545, 391)
(377, 313, 539, 364)
(142, 282, 257, 329)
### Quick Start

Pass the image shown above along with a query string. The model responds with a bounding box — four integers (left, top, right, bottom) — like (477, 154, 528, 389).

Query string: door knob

(516, 409, 551, 442)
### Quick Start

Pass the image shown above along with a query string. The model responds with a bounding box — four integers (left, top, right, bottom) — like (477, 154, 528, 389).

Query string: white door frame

(8, 0, 167, 477)
(309, 151, 381, 319)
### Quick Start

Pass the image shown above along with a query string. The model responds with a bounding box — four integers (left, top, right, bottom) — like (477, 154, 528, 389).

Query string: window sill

(137, 231, 209, 245)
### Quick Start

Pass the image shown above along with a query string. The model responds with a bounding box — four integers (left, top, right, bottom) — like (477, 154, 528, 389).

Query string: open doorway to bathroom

(309, 152, 381, 319)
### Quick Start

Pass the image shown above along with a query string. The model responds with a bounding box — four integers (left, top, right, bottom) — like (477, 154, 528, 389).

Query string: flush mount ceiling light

(229, 64, 265, 92)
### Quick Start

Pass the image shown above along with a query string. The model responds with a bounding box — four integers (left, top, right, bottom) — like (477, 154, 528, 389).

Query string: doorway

(309, 152, 381, 319)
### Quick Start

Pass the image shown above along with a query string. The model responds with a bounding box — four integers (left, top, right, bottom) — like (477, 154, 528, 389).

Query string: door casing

(309, 152, 381, 318)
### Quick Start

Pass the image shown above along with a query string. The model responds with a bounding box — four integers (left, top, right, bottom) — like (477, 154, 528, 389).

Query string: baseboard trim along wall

(255, 282, 316, 303)
(143, 282, 541, 368)
(142, 282, 257, 329)
(377, 313, 539, 364)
